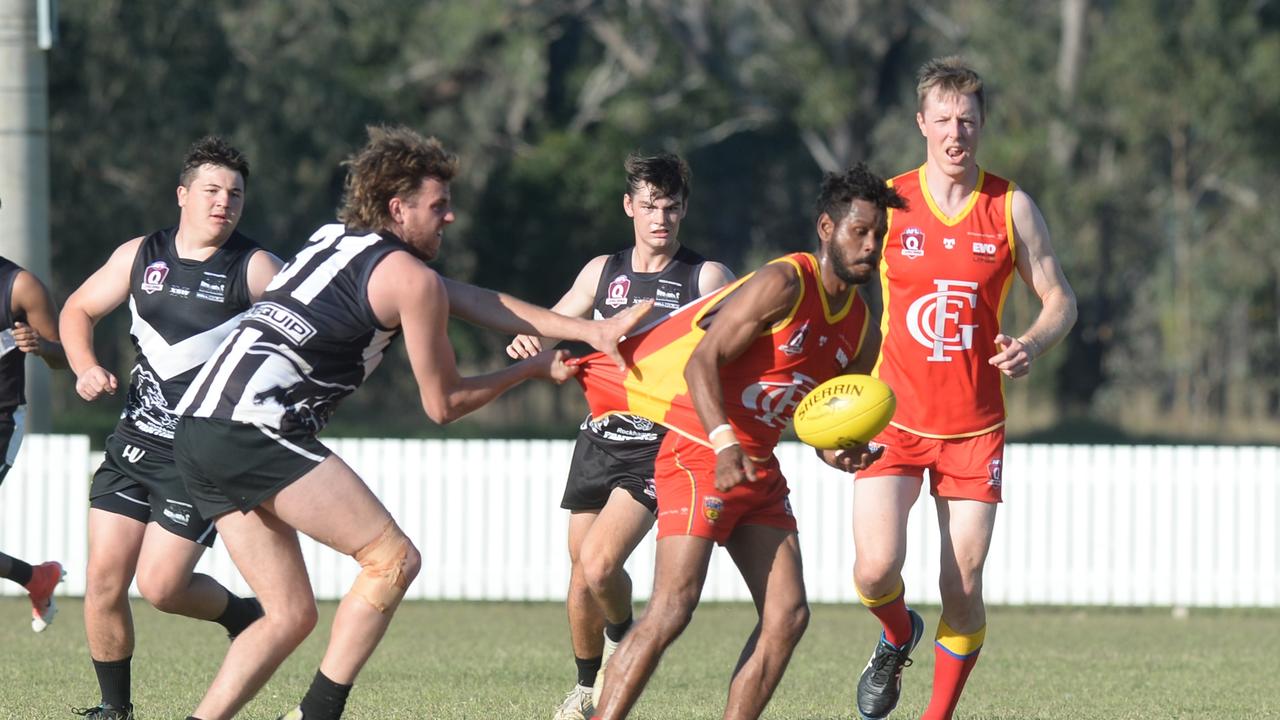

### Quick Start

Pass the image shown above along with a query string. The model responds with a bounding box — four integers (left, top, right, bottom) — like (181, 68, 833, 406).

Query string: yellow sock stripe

(856, 577, 904, 608)
(935, 617, 986, 658)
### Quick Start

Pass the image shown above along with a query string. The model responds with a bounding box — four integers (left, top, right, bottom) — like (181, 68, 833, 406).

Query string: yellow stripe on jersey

(936, 617, 986, 658)
(1004, 181, 1018, 265)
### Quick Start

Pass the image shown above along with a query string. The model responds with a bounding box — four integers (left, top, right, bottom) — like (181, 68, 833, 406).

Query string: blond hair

(916, 56, 986, 121)
(338, 125, 459, 231)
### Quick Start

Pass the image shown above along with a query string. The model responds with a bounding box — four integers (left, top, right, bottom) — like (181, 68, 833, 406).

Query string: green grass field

(2, 598, 1277, 719)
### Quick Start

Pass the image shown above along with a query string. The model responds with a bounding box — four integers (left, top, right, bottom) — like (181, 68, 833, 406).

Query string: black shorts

(561, 434, 658, 514)
(88, 433, 217, 546)
(0, 406, 22, 485)
(175, 416, 331, 520)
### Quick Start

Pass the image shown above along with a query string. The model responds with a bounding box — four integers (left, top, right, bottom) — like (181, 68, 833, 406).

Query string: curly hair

(179, 136, 250, 186)
(814, 162, 905, 229)
(338, 125, 459, 232)
(624, 151, 691, 203)
(916, 56, 986, 122)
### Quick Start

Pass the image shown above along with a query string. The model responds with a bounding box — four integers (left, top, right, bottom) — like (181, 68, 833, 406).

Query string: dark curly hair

(624, 151, 691, 203)
(338, 125, 459, 232)
(179, 136, 250, 186)
(814, 162, 905, 229)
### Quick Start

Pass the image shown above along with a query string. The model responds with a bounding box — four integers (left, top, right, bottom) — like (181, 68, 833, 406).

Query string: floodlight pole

(0, 0, 55, 431)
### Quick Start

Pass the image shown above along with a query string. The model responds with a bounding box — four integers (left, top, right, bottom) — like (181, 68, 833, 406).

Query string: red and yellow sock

(922, 617, 985, 720)
(856, 577, 912, 647)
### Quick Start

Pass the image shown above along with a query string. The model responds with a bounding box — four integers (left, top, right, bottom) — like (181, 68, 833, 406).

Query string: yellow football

(792, 374, 896, 450)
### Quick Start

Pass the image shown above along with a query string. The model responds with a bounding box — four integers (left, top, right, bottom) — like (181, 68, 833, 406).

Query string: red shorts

(858, 424, 1005, 503)
(654, 432, 797, 544)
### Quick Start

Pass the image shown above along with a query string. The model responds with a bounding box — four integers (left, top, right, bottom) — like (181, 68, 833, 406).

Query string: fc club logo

(141, 260, 169, 294)
(900, 228, 926, 259)
(605, 274, 631, 308)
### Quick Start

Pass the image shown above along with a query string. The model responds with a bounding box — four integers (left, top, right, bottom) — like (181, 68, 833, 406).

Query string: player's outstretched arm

(61, 238, 142, 400)
(441, 275, 650, 370)
(9, 270, 67, 369)
(374, 253, 577, 425)
(685, 262, 800, 492)
(505, 255, 605, 360)
(989, 189, 1078, 378)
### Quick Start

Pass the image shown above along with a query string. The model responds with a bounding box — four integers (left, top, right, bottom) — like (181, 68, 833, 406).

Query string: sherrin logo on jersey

(605, 274, 631, 308)
(900, 228, 926, 259)
(141, 260, 169, 294)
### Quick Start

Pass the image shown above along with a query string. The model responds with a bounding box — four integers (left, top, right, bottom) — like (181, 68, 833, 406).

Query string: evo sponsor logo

(245, 302, 318, 345)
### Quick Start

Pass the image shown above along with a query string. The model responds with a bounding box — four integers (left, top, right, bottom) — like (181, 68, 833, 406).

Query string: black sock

(298, 670, 352, 720)
(575, 655, 602, 688)
(605, 614, 633, 643)
(216, 591, 264, 637)
(92, 656, 132, 708)
(2, 557, 33, 586)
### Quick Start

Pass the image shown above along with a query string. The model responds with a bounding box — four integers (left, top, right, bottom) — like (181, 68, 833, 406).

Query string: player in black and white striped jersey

(171, 126, 649, 720)
(61, 137, 282, 720)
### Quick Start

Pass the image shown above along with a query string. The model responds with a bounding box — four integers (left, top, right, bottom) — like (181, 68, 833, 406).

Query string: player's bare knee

(758, 596, 809, 645)
(136, 577, 184, 613)
(85, 565, 132, 604)
(853, 555, 901, 593)
(348, 521, 419, 613)
(648, 591, 698, 639)
(581, 551, 625, 596)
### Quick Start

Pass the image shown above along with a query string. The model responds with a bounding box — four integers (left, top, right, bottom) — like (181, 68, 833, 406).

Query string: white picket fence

(1, 435, 1277, 607)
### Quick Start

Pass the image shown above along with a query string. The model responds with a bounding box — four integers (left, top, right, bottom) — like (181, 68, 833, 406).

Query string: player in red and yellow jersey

(851, 58, 1077, 720)
(574, 164, 903, 720)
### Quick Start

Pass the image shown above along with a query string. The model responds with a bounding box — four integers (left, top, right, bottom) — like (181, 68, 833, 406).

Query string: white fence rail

(2, 436, 1277, 607)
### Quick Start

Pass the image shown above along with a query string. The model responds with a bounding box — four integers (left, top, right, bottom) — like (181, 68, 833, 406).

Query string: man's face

(624, 183, 686, 252)
(392, 177, 454, 261)
(916, 88, 984, 176)
(177, 164, 245, 241)
(821, 198, 884, 286)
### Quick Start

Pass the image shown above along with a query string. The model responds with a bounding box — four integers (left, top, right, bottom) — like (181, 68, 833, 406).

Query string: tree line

(44, 0, 1280, 442)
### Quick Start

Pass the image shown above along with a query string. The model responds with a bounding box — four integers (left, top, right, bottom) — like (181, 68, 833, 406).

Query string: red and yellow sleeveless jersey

(576, 252, 870, 460)
(874, 166, 1018, 438)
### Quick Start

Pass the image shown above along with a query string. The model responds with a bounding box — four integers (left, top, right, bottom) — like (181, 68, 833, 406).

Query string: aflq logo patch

(141, 261, 169, 294)
(605, 275, 631, 308)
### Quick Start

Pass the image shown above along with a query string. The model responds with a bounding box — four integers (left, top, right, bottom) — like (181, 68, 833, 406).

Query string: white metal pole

(0, 0, 54, 431)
